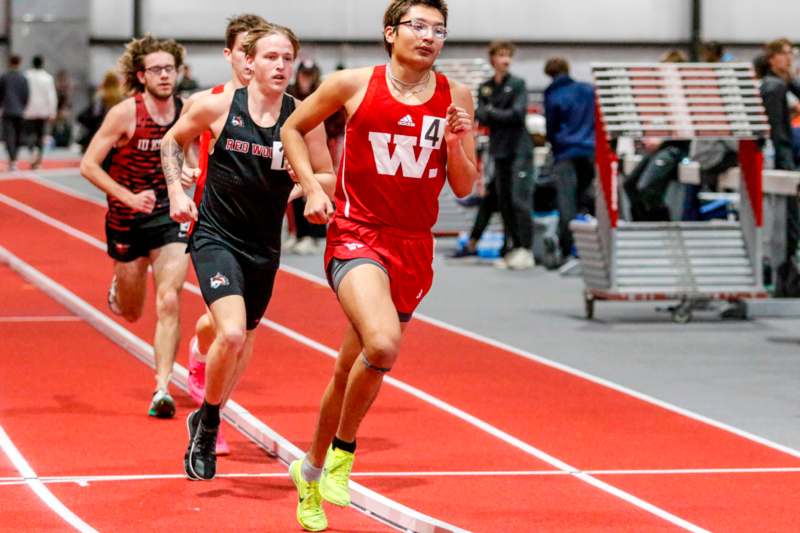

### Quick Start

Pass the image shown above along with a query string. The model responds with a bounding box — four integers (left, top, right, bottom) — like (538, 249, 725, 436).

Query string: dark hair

(242, 23, 300, 59)
(488, 41, 515, 59)
(118, 34, 185, 93)
(544, 57, 569, 78)
(225, 14, 268, 50)
(32, 55, 44, 69)
(9, 55, 21, 68)
(382, 0, 448, 56)
(290, 60, 321, 99)
(699, 41, 723, 62)
(765, 38, 792, 58)
(753, 53, 770, 79)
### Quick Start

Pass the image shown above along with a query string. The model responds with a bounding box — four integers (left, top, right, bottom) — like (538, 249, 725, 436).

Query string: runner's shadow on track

(0, 394, 125, 417)
(196, 477, 290, 501)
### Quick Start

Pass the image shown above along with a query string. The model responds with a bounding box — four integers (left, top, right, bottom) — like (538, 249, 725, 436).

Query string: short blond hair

(242, 24, 300, 59)
(118, 34, 184, 93)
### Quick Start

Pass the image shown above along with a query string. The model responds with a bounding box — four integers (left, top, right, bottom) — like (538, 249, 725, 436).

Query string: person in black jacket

(0, 55, 30, 170)
(475, 41, 534, 269)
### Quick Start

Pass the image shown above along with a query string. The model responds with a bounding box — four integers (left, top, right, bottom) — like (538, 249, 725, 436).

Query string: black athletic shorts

(105, 213, 189, 262)
(190, 232, 278, 331)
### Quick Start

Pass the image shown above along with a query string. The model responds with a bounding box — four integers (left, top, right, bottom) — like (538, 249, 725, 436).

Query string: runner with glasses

(281, 1, 479, 530)
(80, 35, 189, 419)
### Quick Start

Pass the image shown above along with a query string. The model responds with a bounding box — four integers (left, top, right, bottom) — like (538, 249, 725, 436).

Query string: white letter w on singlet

(368, 132, 432, 179)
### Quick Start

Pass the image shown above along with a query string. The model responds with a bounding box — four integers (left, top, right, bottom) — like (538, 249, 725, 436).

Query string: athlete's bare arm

(288, 97, 336, 200)
(79, 98, 157, 214)
(179, 88, 218, 186)
(444, 81, 480, 198)
(282, 68, 372, 224)
(161, 91, 231, 223)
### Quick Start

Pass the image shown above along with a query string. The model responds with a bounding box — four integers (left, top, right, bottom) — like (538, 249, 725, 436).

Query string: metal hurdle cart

(571, 62, 770, 323)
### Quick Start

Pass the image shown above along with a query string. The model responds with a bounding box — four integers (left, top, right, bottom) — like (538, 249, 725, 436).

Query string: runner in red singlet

(281, 1, 479, 530)
(80, 35, 189, 419)
(178, 13, 267, 457)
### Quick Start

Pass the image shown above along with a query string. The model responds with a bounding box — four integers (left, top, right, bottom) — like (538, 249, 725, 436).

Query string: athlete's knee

(362, 333, 400, 372)
(155, 287, 180, 320)
(216, 324, 246, 353)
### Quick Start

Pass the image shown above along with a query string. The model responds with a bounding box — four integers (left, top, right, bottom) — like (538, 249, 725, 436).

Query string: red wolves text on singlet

(335, 64, 452, 234)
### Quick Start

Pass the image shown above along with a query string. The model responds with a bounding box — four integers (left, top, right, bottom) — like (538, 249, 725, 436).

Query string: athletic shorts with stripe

(105, 212, 189, 262)
(324, 216, 434, 322)
(189, 230, 278, 331)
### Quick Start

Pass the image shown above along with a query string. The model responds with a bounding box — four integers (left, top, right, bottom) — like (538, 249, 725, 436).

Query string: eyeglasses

(143, 65, 176, 75)
(396, 19, 448, 41)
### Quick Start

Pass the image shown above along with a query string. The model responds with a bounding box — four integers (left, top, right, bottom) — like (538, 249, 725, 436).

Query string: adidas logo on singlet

(397, 114, 416, 128)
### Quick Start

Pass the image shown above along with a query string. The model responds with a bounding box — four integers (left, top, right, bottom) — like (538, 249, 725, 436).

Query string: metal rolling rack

(571, 62, 770, 323)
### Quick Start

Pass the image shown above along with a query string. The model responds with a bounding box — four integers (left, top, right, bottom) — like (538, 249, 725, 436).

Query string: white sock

(301, 456, 323, 482)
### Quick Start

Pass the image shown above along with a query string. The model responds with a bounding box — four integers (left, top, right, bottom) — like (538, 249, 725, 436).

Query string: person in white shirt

(23, 55, 57, 169)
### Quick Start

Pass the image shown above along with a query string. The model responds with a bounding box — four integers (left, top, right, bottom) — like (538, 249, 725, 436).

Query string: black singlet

(195, 87, 295, 263)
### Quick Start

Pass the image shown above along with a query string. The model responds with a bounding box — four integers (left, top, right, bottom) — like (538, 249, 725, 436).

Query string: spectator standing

(55, 69, 73, 113)
(176, 64, 199, 96)
(0, 55, 30, 170)
(77, 70, 124, 153)
(543, 56, 595, 260)
(760, 38, 800, 295)
(476, 40, 535, 269)
(23, 55, 57, 169)
(286, 59, 327, 254)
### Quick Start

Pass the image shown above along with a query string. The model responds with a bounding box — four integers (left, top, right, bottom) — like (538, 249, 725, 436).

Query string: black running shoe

(184, 410, 218, 480)
(149, 389, 176, 418)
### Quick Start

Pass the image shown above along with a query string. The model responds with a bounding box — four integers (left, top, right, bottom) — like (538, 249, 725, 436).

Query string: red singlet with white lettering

(334, 64, 451, 234)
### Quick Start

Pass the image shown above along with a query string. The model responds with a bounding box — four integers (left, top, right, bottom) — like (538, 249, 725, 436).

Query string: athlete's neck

(142, 90, 175, 125)
(388, 57, 431, 85)
(247, 84, 284, 128)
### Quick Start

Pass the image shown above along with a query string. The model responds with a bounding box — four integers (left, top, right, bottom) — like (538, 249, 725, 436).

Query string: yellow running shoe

(319, 446, 354, 507)
(289, 459, 327, 532)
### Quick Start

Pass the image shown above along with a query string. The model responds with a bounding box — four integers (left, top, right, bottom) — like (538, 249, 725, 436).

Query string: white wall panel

(449, 0, 691, 42)
(140, 0, 690, 42)
(704, 0, 800, 43)
(91, 0, 133, 38)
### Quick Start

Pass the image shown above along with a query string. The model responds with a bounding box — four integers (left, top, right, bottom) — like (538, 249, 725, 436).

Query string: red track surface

(1, 175, 800, 531)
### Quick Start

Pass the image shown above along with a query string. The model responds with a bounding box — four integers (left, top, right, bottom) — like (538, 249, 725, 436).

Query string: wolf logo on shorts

(209, 272, 230, 289)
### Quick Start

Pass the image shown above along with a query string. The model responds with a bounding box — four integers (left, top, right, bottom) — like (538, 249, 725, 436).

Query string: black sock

(200, 401, 220, 428)
(332, 436, 356, 454)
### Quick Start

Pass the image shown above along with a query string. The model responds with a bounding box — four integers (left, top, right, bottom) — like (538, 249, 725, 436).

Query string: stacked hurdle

(571, 63, 770, 323)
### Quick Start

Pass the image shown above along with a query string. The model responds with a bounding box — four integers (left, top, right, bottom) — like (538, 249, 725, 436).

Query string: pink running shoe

(216, 431, 230, 456)
(187, 336, 206, 406)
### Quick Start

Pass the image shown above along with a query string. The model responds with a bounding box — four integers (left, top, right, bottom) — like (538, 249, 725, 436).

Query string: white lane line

(0, 184, 712, 532)
(0, 316, 81, 322)
(0, 245, 468, 533)
(0, 426, 97, 532)
(3, 466, 797, 489)
(280, 260, 800, 461)
(23, 174, 107, 206)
